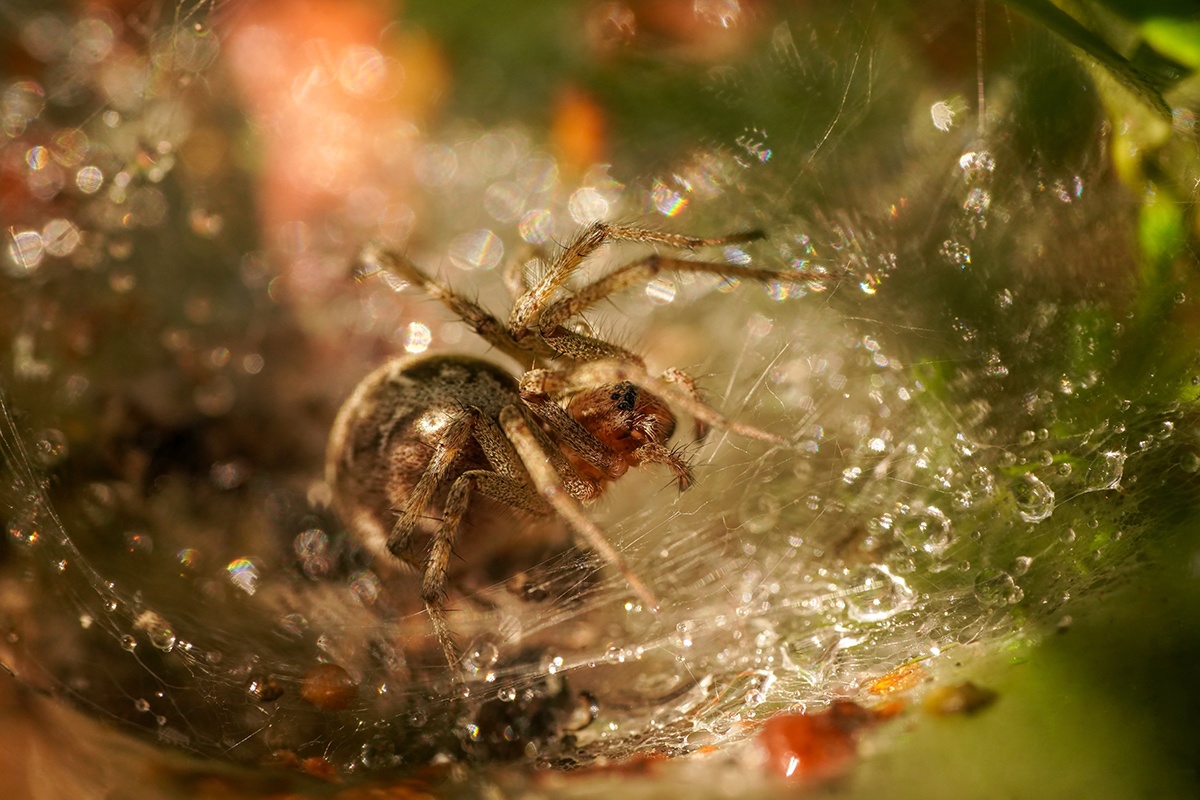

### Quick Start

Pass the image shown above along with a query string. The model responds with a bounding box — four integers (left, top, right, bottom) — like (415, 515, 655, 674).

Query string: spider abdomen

(326, 353, 543, 568)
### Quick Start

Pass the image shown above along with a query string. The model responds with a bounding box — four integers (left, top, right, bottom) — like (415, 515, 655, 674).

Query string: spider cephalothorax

(327, 222, 811, 670)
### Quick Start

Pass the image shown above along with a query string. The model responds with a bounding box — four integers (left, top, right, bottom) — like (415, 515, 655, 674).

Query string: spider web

(0, 0, 1195, 795)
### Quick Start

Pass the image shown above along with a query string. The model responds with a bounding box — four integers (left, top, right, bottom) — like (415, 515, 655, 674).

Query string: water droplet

(644, 276, 677, 304)
(1012, 556, 1033, 576)
(845, 564, 916, 622)
(359, 735, 399, 770)
(568, 187, 609, 224)
(349, 571, 381, 605)
(448, 229, 504, 271)
(974, 569, 1023, 607)
(42, 218, 81, 257)
(1182, 453, 1200, 473)
(76, 165, 103, 193)
(403, 321, 432, 354)
(6, 229, 44, 274)
(1015, 474, 1054, 522)
(119, 634, 138, 652)
(940, 239, 970, 267)
(896, 505, 953, 557)
(226, 557, 259, 595)
(463, 639, 499, 675)
(740, 493, 781, 534)
(133, 610, 177, 652)
(6, 517, 39, 546)
(1084, 451, 1126, 492)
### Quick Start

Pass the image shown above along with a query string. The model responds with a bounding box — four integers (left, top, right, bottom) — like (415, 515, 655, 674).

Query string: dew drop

(1015, 474, 1054, 522)
(76, 165, 103, 193)
(119, 634, 138, 652)
(6, 518, 39, 546)
(6, 229, 44, 274)
(42, 218, 81, 257)
(134, 610, 177, 652)
(1084, 451, 1126, 492)
(896, 504, 953, 557)
(974, 569, 1023, 607)
(448, 229, 503, 271)
(568, 187, 609, 224)
(844, 564, 916, 623)
(226, 557, 259, 595)
(740, 493, 781, 535)
(463, 639, 499, 675)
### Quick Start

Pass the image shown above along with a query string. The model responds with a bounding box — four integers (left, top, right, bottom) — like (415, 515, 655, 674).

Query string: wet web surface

(0, 0, 1198, 794)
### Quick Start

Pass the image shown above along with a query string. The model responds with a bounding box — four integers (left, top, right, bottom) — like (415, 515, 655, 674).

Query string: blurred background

(1, 0, 1199, 797)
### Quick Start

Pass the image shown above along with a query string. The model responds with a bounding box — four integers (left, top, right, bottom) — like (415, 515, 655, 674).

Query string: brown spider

(326, 222, 805, 671)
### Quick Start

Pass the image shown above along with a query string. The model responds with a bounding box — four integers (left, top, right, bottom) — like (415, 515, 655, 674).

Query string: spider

(326, 222, 807, 671)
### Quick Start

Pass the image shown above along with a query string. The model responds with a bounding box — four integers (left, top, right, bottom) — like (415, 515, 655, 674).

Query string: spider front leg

(509, 223, 765, 339)
(501, 243, 548, 301)
(536, 252, 819, 335)
(499, 405, 660, 612)
(660, 366, 710, 442)
(358, 243, 544, 366)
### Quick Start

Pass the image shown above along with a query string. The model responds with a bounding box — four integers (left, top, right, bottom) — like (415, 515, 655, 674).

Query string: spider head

(567, 381, 677, 462)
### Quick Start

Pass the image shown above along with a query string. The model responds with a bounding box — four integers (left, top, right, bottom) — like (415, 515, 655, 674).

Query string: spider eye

(614, 382, 638, 412)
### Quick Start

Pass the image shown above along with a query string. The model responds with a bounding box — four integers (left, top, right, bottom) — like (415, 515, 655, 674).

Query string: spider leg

(660, 366, 709, 441)
(538, 326, 642, 364)
(597, 223, 765, 250)
(501, 243, 548, 301)
(499, 405, 660, 612)
(628, 442, 695, 490)
(523, 360, 695, 489)
(386, 408, 478, 561)
(509, 223, 764, 337)
(423, 467, 550, 671)
(516, 382, 624, 482)
(537, 253, 819, 333)
(523, 360, 786, 445)
(395, 406, 554, 671)
(359, 243, 542, 366)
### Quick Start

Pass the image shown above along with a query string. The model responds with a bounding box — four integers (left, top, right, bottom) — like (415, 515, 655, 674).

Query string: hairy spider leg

(424, 466, 548, 670)
(385, 406, 556, 670)
(500, 242, 550, 302)
(659, 367, 710, 441)
(536, 254, 820, 333)
(499, 405, 661, 612)
(360, 243, 545, 367)
(508, 222, 765, 338)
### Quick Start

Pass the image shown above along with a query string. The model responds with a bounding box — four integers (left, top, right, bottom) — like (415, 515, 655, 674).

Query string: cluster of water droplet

(1, 2, 1195, 790)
